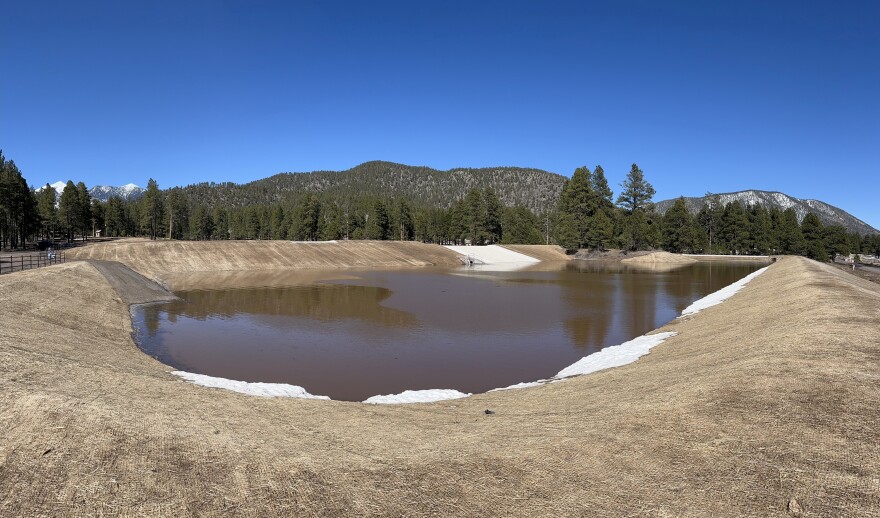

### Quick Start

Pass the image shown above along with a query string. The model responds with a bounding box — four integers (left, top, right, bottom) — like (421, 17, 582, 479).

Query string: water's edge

(152, 265, 769, 404)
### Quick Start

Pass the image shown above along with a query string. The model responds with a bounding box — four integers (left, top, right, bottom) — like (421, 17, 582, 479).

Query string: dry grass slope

(1, 256, 878, 516)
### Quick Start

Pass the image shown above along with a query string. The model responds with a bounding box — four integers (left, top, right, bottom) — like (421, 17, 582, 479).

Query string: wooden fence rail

(0, 252, 66, 275)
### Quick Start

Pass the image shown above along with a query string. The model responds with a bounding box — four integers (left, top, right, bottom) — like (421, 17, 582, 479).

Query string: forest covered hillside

(656, 190, 878, 235)
(180, 161, 566, 213)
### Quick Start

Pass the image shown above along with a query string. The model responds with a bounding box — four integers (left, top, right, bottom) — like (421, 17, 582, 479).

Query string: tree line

(2, 148, 879, 260)
(550, 162, 873, 258)
(102, 180, 545, 246)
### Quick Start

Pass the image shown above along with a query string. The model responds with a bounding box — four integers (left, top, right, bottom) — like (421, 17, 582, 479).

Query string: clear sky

(3, 1, 878, 228)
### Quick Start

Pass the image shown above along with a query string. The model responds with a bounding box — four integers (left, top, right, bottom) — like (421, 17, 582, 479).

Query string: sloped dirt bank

(67, 239, 465, 280)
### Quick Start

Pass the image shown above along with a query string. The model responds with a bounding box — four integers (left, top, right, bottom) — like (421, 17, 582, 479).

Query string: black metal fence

(0, 252, 66, 275)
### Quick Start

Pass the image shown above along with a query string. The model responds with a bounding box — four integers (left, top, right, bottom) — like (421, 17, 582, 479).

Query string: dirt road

(1, 256, 878, 516)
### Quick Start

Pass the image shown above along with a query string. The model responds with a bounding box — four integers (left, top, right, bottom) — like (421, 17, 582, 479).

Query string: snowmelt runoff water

(131, 260, 768, 403)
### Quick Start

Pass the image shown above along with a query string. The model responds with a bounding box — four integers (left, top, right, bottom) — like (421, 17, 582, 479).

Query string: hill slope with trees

(5, 149, 879, 261)
(181, 161, 566, 214)
(655, 191, 878, 235)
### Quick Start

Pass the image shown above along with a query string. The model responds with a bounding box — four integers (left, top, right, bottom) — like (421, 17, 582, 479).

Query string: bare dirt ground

(573, 247, 649, 261)
(621, 250, 698, 264)
(1, 256, 879, 516)
(67, 239, 465, 280)
(89, 260, 178, 304)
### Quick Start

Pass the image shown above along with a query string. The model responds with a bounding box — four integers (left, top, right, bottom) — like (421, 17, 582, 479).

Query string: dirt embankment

(621, 251, 698, 265)
(89, 260, 178, 304)
(500, 244, 571, 261)
(67, 239, 464, 280)
(1, 257, 879, 516)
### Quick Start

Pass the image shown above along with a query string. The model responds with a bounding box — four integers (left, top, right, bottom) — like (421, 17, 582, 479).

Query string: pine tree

(590, 165, 613, 207)
(822, 225, 850, 260)
(395, 199, 414, 241)
(616, 164, 655, 250)
(662, 197, 696, 253)
(777, 208, 804, 255)
(105, 196, 126, 237)
(483, 188, 503, 244)
(501, 205, 543, 244)
(556, 166, 600, 249)
(720, 202, 750, 254)
(0, 152, 39, 248)
(748, 205, 772, 254)
(270, 205, 286, 240)
(58, 181, 79, 243)
(320, 202, 342, 240)
(76, 182, 91, 239)
(142, 179, 164, 240)
(165, 188, 190, 240)
(212, 208, 229, 239)
(800, 212, 827, 260)
(588, 165, 615, 250)
(697, 193, 724, 252)
(36, 184, 57, 240)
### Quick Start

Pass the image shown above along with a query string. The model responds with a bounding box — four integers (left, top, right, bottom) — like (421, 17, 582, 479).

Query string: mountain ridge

(655, 190, 878, 235)
(35, 182, 145, 202)
(181, 160, 567, 213)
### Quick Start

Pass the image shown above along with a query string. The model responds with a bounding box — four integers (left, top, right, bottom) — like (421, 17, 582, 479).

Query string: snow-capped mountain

(34, 181, 68, 197)
(655, 190, 878, 235)
(89, 183, 145, 202)
(36, 182, 145, 202)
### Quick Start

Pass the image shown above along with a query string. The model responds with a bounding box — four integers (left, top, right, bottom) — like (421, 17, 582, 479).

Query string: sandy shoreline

(1, 248, 878, 516)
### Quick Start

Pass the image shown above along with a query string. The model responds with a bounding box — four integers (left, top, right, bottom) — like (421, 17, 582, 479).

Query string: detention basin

(133, 261, 766, 401)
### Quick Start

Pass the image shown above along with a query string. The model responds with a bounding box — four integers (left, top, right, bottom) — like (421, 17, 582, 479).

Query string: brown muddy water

(133, 261, 766, 401)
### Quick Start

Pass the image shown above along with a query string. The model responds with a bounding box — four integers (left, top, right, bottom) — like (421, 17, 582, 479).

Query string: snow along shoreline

(171, 265, 770, 404)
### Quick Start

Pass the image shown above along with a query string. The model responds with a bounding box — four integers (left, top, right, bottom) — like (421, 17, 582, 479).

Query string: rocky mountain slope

(35, 182, 145, 202)
(656, 190, 878, 234)
(88, 183, 145, 201)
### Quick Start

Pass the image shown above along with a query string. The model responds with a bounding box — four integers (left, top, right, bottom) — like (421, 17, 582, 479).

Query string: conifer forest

(2, 151, 878, 260)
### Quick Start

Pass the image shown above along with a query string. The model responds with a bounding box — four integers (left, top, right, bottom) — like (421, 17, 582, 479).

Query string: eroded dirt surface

(89, 260, 178, 304)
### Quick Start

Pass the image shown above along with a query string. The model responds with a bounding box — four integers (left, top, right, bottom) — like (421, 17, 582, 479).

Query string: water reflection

(133, 261, 765, 401)
(141, 284, 417, 333)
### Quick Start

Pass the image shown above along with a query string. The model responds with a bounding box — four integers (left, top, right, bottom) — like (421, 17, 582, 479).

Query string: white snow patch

(489, 380, 547, 392)
(36, 181, 67, 196)
(555, 332, 678, 379)
(444, 245, 540, 265)
(289, 240, 338, 244)
(364, 389, 470, 404)
(679, 266, 768, 317)
(173, 371, 330, 399)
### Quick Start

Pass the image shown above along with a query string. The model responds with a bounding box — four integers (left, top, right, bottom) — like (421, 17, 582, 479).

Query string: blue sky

(3, 1, 878, 228)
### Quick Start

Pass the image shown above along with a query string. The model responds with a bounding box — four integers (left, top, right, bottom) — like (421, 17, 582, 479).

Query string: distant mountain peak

(656, 190, 878, 235)
(89, 183, 145, 202)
